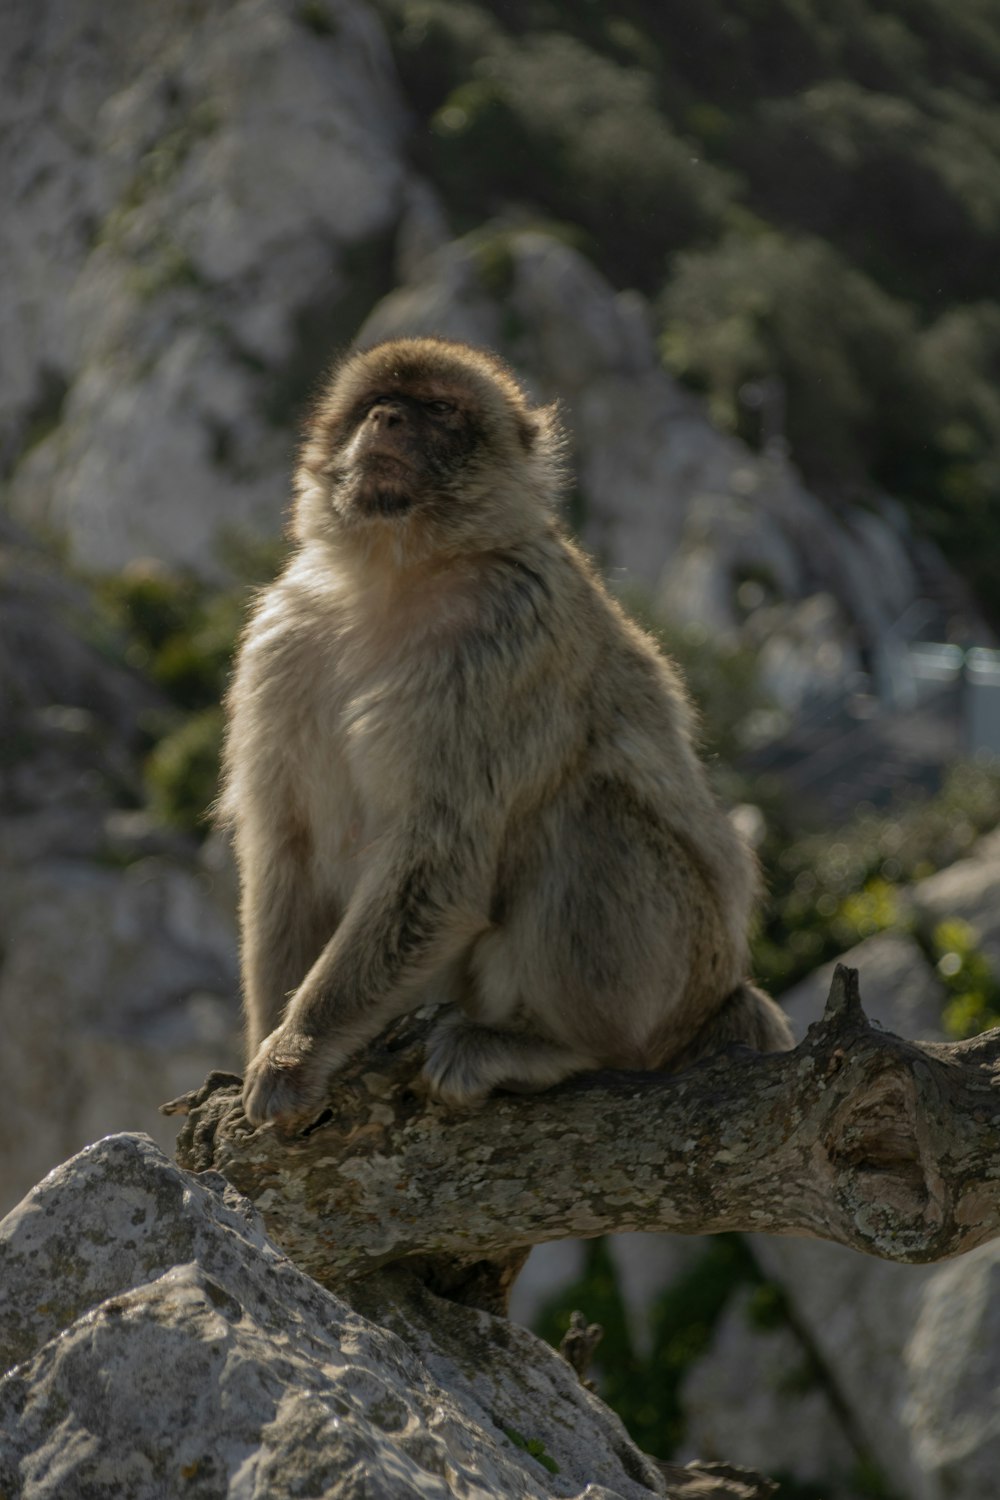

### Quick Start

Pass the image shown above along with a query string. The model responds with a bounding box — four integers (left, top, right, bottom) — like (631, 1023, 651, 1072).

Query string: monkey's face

(293, 338, 562, 559)
(331, 386, 478, 521)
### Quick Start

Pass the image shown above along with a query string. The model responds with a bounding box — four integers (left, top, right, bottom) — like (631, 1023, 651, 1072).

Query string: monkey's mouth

(360, 487, 415, 516)
(359, 446, 415, 473)
(353, 463, 418, 516)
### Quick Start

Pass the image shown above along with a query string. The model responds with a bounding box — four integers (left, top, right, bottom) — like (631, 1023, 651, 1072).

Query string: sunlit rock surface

(0, 1134, 666, 1499)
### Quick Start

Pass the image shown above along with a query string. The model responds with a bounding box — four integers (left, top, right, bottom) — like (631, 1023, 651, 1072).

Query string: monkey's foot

(422, 1014, 593, 1108)
(242, 1028, 342, 1128)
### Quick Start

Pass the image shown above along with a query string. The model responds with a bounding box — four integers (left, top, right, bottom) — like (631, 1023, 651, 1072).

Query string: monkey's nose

(370, 404, 404, 427)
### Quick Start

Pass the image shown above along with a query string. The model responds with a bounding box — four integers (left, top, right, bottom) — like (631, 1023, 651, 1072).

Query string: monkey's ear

(515, 412, 538, 451)
(518, 401, 561, 453)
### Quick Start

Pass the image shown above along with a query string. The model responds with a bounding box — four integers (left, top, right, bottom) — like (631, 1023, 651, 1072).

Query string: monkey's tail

(671, 981, 795, 1071)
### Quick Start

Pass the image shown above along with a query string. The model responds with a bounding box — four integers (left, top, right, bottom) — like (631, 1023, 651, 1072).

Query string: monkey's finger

(242, 1052, 325, 1129)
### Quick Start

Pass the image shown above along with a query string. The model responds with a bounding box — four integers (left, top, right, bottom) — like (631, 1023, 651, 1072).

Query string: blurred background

(3, 2, 1000, 1495)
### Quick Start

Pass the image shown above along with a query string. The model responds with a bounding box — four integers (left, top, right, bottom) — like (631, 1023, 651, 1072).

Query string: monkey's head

(293, 337, 564, 560)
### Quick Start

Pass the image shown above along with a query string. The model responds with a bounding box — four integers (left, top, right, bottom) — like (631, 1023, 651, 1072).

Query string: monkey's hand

(242, 1026, 344, 1128)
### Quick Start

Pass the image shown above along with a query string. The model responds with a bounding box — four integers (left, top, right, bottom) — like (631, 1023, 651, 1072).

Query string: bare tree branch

(166, 967, 1000, 1301)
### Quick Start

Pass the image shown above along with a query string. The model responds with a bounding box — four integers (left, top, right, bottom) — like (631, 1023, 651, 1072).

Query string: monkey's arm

(221, 612, 343, 1058)
(241, 815, 499, 1125)
(239, 842, 338, 1057)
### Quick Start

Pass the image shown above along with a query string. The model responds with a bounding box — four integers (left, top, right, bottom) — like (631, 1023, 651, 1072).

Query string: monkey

(219, 335, 794, 1127)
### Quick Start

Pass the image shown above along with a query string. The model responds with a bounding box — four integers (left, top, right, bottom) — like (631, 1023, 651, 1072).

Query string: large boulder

(0, 1133, 669, 1499)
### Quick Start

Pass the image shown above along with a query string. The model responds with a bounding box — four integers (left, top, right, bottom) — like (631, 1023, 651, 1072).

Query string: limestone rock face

(4, 0, 980, 699)
(0, 1133, 666, 1500)
(3, 0, 409, 570)
(0, 852, 240, 1211)
(749, 1237, 1000, 1500)
(0, 520, 240, 1213)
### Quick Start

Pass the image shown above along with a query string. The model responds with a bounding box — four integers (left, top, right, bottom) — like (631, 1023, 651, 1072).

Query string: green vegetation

(534, 1234, 901, 1489)
(501, 1426, 560, 1474)
(849, 1455, 902, 1500)
(931, 918, 1000, 1039)
(535, 1235, 759, 1457)
(96, 540, 285, 833)
(98, 564, 240, 713)
(296, 0, 338, 35)
(752, 761, 1000, 994)
(145, 706, 225, 832)
(373, 0, 1000, 622)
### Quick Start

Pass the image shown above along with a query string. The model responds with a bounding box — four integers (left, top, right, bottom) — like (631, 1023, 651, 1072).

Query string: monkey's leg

(422, 1010, 595, 1108)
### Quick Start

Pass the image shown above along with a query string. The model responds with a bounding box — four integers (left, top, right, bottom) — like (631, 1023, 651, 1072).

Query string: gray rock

(4, 0, 411, 571)
(911, 842, 1000, 970)
(680, 1288, 855, 1495)
(0, 856, 240, 1212)
(903, 1248, 1000, 1492)
(358, 235, 504, 350)
(0, 1134, 666, 1499)
(0, 524, 243, 1213)
(0, 518, 160, 849)
(750, 1235, 1000, 1500)
(746, 595, 864, 713)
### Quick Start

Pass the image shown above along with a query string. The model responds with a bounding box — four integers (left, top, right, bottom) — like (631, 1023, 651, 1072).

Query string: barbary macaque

(219, 336, 793, 1126)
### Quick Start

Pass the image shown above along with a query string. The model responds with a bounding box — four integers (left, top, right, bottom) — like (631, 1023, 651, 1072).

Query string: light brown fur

(220, 336, 793, 1126)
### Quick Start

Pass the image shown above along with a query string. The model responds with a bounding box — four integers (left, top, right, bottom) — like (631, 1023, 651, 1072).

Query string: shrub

(931, 919, 1000, 1040)
(145, 706, 225, 833)
(659, 231, 931, 488)
(95, 541, 286, 835)
(382, 2, 734, 285)
(735, 81, 1000, 303)
(752, 762, 1000, 994)
(534, 1235, 757, 1458)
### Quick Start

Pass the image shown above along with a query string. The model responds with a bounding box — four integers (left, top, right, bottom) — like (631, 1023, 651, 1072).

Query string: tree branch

(167, 967, 1000, 1300)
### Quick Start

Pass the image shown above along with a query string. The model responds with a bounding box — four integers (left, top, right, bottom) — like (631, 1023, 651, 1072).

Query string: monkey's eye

(425, 399, 456, 415)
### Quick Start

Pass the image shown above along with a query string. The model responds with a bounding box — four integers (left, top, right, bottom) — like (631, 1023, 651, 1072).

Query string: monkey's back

(447, 530, 763, 1069)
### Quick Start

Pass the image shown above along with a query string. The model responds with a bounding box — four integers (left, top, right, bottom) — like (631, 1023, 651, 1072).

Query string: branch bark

(166, 966, 1000, 1301)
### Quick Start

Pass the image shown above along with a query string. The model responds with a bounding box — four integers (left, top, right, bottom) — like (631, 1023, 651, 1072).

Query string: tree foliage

(374, 0, 1000, 619)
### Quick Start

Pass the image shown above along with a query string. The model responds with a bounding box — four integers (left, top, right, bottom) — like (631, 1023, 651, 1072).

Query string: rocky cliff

(3, 0, 986, 712)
